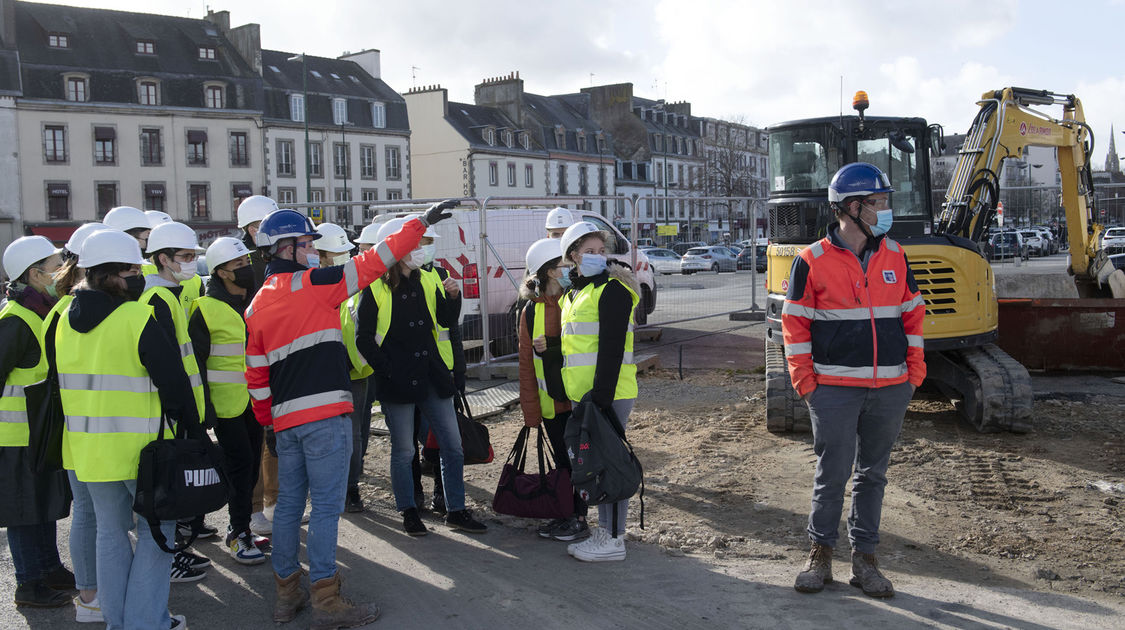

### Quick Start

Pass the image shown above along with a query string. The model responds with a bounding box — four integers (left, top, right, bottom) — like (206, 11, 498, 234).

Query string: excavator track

(764, 340, 810, 433)
(926, 343, 1033, 433)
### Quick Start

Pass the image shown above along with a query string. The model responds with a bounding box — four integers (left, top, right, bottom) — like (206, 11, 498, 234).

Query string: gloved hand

(420, 199, 458, 226)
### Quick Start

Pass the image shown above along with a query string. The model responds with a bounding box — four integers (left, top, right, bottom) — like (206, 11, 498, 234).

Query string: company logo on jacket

(882, 270, 897, 284)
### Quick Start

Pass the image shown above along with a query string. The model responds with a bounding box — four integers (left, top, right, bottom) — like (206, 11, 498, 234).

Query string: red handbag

(491, 425, 574, 519)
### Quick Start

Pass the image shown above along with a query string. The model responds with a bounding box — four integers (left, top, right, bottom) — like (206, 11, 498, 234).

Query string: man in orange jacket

(782, 163, 925, 599)
(245, 201, 454, 627)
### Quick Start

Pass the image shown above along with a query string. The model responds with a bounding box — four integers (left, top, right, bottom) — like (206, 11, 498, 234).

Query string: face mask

(870, 209, 894, 237)
(230, 266, 257, 292)
(404, 249, 426, 270)
(556, 272, 572, 290)
(171, 260, 198, 283)
(577, 253, 607, 277)
(46, 282, 59, 298)
(303, 252, 320, 269)
(421, 244, 437, 265)
(331, 252, 351, 266)
(123, 274, 146, 301)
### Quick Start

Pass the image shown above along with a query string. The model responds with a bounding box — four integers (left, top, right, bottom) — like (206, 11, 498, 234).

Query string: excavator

(763, 87, 1121, 434)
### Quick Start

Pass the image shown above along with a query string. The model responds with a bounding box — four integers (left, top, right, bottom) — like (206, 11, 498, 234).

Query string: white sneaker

(572, 527, 626, 562)
(250, 511, 272, 536)
(170, 613, 188, 629)
(75, 595, 102, 623)
(228, 531, 267, 565)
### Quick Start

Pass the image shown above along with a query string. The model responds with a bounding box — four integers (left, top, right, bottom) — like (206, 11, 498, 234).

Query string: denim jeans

(347, 378, 371, 491)
(85, 479, 174, 630)
(272, 415, 351, 582)
(805, 382, 913, 554)
(6, 522, 63, 585)
(67, 469, 97, 591)
(382, 387, 465, 513)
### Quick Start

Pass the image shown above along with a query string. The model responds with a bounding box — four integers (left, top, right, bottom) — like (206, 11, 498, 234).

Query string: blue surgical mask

(556, 272, 572, 289)
(870, 209, 894, 236)
(577, 253, 607, 277)
(304, 252, 320, 269)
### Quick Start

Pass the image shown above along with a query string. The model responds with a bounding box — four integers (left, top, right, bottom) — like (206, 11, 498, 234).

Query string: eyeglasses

(173, 253, 198, 263)
(861, 198, 890, 210)
(295, 239, 317, 250)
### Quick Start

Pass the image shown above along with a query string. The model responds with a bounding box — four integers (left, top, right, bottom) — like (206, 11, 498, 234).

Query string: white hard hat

(103, 206, 150, 232)
(545, 207, 574, 230)
(407, 213, 439, 238)
(375, 216, 411, 243)
(559, 221, 609, 259)
(314, 222, 355, 254)
(145, 210, 173, 228)
(357, 223, 382, 244)
(237, 195, 279, 229)
(205, 237, 251, 273)
(78, 229, 146, 268)
(146, 222, 205, 255)
(64, 222, 110, 256)
(525, 238, 563, 275)
(3, 236, 60, 282)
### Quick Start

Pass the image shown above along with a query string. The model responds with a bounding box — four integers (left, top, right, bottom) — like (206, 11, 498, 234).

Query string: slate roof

(15, 1, 260, 110)
(260, 49, 408, 132)
(0, 49, 19, 95)
(525, 92, 613, 158)
(445, 100, 544, 154)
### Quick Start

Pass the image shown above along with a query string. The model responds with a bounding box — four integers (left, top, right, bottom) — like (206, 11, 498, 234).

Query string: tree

(691, 116, 761, 240)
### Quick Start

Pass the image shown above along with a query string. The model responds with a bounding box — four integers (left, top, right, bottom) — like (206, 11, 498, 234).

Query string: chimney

(474, 71, 523, 127)
(204, 9, 230, 32)
(340, 49, 381, 79)
(0, 0, 16, 48)
(404, 84, 448, 117)
(226, 22, 262, 75)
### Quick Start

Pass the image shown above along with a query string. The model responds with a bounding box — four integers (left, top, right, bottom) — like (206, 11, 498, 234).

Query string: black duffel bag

(455, 390, 493, 464)
(133, 415, 229, 553)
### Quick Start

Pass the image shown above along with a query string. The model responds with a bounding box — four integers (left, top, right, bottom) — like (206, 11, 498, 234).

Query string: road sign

(657, 224, 679, 236)
(309, 207, 323, 224)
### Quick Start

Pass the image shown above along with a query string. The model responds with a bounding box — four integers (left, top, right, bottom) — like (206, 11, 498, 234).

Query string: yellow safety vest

(370, 272, 454, 370)
(0, 301, 48, 446)
(141, 262, 158, 276)
(190, 297, 250, 418)
(56, 301, 163, 482)
(179, 274, 204, 314)
(141, 286, 206, 419)
(342, 293, 374, 380)
(530, 301, 561, 420)
(560, 278, 639, 401)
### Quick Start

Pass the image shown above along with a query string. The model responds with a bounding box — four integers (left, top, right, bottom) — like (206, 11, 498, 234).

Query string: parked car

(1019, 230, 1048, 256)
(737, 244, 767, 272)
(640, 247, 683, 274)
(986, 231, 1029, 261)
(671, 241, 707, 256)
(1101, 226, 1125, 253)
(681, 246, 738, 274)
(634, 237, 656, 248)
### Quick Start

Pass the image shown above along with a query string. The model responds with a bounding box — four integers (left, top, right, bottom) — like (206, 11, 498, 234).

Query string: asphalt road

(649, 268, 765, 326)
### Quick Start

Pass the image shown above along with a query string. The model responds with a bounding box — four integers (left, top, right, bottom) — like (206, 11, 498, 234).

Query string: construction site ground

(4, 321, 1125, 629)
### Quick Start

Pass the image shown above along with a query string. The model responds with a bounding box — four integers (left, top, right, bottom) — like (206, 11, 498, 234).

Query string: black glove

(419, 199, 457, 226)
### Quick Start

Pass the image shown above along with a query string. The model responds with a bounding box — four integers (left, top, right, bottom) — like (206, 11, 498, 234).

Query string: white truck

(372, 207, 657, 357)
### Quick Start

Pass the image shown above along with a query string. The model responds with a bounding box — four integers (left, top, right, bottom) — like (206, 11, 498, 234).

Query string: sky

(31, 0, 1125, 167)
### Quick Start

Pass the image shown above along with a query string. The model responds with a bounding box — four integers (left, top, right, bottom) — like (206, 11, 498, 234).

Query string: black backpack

(564, 396, 644, 535)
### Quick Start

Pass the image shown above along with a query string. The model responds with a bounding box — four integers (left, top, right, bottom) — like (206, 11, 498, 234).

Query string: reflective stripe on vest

(0, 301, 48, 446)
(371, 273, 455, 370)
(530, 302, 556, 420)
(142, 286, 206, 419)
(56, 300, 164, 482)
(559, 278, 639, 402)
(190, 296, 250, 419)
(342, 293, 374, 380)
(271, 389, 352, 419)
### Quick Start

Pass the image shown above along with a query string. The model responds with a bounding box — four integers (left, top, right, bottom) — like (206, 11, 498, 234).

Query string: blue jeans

(67, 470, 98, 591)
(272, 415, 351, 582)
(85, 479, 174, 630)
(6, 522, 62, 585)
(382, 388, 465, 513)
(805, 382, 913, 554)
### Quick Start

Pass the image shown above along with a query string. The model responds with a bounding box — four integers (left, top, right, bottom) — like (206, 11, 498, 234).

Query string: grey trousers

(805, 382, 913, 554)
(600, 399, 634, 537)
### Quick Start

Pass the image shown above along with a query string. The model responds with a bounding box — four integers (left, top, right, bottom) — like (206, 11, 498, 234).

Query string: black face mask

(123, 274, 146, 301)
(231, 265, 257, 292)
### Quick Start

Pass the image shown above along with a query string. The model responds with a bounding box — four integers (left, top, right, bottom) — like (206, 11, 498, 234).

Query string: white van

(371, 207, 657, 356)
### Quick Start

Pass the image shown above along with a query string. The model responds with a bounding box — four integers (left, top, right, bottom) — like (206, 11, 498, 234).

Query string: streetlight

(338, 121, 354, 225)
(287, 53, 311, 206)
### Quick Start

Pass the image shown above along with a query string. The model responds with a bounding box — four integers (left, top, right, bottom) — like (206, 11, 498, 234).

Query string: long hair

(523, 256, 562, 296)
(52, 257, 84, 296)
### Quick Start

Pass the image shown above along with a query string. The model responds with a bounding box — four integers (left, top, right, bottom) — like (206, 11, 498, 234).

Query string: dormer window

(520, 132, 530, 150)
(64, 74, 89, 102)
(332, 98, 348, 125)
(371, 102, 386, 128)
(48, 33, 69, 48)
(483, 127, 495, 146)
(136, 40, 155, 55)
(554, 125, 565, 149)
(596, 131, 607, 152)
(577, 129, 587, 152)
(198, 47, 216, 60)
(137, 79, 160, 106)
(502, 129, 513, 148)
(204, 83, 224, 109)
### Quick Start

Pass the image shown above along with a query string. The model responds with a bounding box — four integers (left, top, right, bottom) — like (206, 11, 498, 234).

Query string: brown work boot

(310, 572, 380, 630)
(793, 542, 833, 593)
(849, 551, 895, 598)
(273, 570, 309, 623)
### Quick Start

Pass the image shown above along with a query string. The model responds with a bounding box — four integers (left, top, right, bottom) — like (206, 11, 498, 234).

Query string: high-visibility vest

(190, 296, 250, 418)
(56, 301, 163, 482)
(141, 286, 205, 419)
(341, 293, 373, 381)
(560, 278, 639, 401)
(370, 272, 454, 370)
(141, 262, 158, 276)
(179, 274, 203, 314)
(529, 301, 561, 420)
(0, 301, 48, 446)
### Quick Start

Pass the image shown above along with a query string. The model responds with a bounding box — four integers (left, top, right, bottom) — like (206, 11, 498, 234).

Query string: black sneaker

(550, 518, 590, 542)
(176, 520, 218, 540)
(346, 488, 365, 513)
(170, 554, 207, 583)
(446, 510, 487, 534)
(42, 565, 76, 592)
(13, 580, 72, 608)
(403, 508, 428, 536)
(537, 518, 568, 539)
(430, 493, 447, 516)
(175, 549, 211, 569)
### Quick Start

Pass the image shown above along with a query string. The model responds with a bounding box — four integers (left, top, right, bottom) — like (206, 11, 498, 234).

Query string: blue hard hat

(827, 162, 894, 203)
(254, 209, 322, 248)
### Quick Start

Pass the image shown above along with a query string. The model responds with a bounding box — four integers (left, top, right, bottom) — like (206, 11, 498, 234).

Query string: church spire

(1107, 125, 1121, 175)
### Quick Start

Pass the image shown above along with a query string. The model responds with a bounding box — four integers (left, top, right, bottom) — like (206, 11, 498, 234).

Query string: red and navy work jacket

(244, 219, 424, 431)
(781, 228, 926, 397)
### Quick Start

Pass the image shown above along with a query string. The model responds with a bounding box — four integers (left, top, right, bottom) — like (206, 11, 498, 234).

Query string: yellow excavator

(763, 87, 1119, 434)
